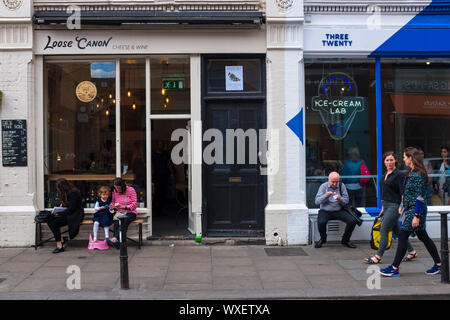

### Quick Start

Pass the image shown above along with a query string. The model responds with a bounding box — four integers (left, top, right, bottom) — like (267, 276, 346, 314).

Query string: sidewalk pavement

(0, 239, 449, 300)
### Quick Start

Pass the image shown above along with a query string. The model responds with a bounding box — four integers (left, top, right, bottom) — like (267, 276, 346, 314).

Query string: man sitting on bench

(314, 172, 357, 249)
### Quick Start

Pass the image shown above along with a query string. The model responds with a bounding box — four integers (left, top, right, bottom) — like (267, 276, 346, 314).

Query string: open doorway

(150, 119, 192, 239)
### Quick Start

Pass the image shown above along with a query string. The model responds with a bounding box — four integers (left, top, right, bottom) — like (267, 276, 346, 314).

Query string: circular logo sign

(3, 0, 22, 10)
(276, 0, 294, 12)
(76, 81, 97, 103)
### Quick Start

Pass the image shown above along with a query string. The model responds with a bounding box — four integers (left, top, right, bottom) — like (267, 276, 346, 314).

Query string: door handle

(229, 177, 242, 183)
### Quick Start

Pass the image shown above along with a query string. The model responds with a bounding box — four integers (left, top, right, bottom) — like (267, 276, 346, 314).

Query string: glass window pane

(44, 61, 116, 208)
(381, 59, 450, 206)
(120, 59, 147, 207)
(151, 56, 190, 114)
(305, 59, 377, 208)
(207, 59, 262, 93)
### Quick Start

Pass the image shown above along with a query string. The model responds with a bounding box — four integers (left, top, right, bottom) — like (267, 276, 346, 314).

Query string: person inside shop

(130, 140, 146, 190)
(47, 178, 84, 254)
(432, 146, 449, 205)
(101, 139, 114, 173)
(314, 172, 358, 249)
(107, 177, 137, 249)
(151, 140, 173, 216)
(340, 146, 364, 208)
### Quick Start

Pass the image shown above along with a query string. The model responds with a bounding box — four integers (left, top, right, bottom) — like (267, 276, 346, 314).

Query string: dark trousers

(113, 212, 136, 241)
(318, 209, 357, 243)
(47, 214, 68, 242)
(393, 229, 441, 268)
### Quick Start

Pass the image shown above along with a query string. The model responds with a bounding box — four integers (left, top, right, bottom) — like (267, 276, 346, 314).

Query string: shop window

(206, 58, 262, 94)
(120, 59, 147, 207)
(305, 59, 377, 209)
(150, 56, 190, 114)
(44, 61, 117, 208)
(381, 59, 450, 206)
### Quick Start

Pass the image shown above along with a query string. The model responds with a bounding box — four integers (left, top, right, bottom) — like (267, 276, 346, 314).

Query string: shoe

(314, 238, 326, 248)
(379, 265, 400, 277)
(52, 246, 65, 254)
(341, 241, 357, 249)
(88, 234, 95, 250)
(402, 251, 418, 262)
(107, 238, 120, 250)
(426, 264, 441, 275)
(62, 237, 68, 250)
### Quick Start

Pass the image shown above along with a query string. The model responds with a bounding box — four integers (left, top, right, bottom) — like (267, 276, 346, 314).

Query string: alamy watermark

(66, 265, 81, 290)
(366, 265, 381, 290)
(67, 5, 81, 30)
(170, 121, 280, 176)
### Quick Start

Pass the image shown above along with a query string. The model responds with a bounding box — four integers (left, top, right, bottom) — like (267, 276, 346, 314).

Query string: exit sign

(163, 80, 184, 90)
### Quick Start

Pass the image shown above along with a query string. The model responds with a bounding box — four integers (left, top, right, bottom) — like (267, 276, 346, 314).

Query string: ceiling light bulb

(165, 97, 170, 103)
(127, 91, 131, 97)
(109, 93, 112, 99)
(132, 103, 136, 110)
(164, 104, 167, 109)
(161, 88, 166, 95)
(113, 99, 116, 104)
(106, 110, 110, 116)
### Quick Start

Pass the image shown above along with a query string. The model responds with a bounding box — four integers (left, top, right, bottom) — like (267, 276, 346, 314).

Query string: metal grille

(264, 247, 308, 257)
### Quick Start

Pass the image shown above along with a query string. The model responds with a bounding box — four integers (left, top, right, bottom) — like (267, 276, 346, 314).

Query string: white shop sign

(304, 28, 400, 54)
(34, 29, 266, 55)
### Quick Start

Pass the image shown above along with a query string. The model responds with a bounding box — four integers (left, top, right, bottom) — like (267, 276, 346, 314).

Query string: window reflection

(305, 59, 377, 208)
(381, 59, 450, 206)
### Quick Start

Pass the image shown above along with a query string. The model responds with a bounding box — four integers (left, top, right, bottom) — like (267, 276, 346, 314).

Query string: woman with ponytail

(380, 147, 441, 277)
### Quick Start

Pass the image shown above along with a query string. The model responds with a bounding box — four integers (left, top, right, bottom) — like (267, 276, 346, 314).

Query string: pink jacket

(111, 186, 137, 214)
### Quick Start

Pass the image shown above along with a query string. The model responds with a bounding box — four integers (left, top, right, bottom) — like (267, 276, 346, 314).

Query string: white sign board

(225, 66, 243, 91)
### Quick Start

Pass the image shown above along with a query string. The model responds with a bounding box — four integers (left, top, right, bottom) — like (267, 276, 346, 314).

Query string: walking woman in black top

(47, 178, 84, 253)
(364, 151, 415, 264)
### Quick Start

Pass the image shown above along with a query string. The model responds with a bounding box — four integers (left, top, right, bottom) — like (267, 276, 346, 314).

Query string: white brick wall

(0, 207, 36, 247)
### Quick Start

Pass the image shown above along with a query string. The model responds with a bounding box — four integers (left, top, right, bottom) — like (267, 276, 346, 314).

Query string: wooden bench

(34, 218, 145, 250)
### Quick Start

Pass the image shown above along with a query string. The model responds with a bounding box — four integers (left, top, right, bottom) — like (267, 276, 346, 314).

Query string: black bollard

(118, 216, 129, 289)
(439, 212, 449, 284)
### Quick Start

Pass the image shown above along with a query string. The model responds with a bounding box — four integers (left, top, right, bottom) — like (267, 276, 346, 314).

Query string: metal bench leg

(35, 223, 39, 250)
(138, 223, 142, 249)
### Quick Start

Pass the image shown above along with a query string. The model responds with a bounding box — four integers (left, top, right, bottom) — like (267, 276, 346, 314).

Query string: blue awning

(369, 0, 450, 58)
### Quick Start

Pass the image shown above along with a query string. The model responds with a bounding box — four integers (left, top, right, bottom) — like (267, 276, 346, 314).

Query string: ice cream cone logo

(311, 72, 366, 140)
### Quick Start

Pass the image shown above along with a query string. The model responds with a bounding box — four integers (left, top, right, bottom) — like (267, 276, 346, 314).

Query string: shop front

(304, 0, 450, 240)
(32, 24, 267, 240)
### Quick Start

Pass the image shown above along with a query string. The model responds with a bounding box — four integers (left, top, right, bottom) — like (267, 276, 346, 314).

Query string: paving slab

(213, 276, 263, 290)
(165, 271, 212, 284)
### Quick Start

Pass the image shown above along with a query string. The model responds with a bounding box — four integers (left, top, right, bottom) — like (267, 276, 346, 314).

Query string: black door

(202, 55, 267, 236)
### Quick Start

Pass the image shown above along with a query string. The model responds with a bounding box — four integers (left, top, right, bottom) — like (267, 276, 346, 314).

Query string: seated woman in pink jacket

(107, 177, 137, 249)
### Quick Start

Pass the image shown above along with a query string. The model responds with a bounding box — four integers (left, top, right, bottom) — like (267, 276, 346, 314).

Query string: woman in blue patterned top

(380, 147, 442, 277)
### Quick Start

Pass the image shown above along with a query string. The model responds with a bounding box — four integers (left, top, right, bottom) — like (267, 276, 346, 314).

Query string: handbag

(370, 216, 392, 250)
(360, 160, 371, 186)
(34, 210, 51, 223)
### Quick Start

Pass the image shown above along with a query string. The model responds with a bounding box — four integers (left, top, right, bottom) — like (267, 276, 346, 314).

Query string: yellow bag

(370, 217, 393, 250)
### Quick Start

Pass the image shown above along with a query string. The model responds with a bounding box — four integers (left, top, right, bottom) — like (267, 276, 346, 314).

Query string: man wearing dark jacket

(314, 172, 357, 249)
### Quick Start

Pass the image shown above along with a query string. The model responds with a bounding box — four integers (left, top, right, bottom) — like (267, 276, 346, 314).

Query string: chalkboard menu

(2, 120, 27, 167)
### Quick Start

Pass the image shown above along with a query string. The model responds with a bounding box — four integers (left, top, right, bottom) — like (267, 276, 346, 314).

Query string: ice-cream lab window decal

(225, 66, 243, 91)
(312, 73, 367, 140)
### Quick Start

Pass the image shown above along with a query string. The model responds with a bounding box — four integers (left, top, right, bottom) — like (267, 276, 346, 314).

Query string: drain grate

(264, 247, 308, 257)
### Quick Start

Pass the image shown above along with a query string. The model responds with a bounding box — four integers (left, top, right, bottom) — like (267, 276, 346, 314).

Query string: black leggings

(113, 212, 136, 241)
(393, 229, 441, 268)
(47, 214, 68, 242)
